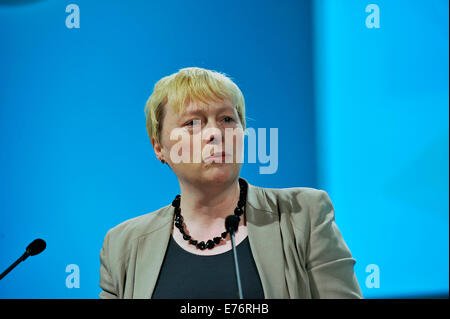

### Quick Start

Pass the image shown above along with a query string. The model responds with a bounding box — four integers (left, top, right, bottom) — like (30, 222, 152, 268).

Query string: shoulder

(102, 204, 172, 256)
(249, 183, 334, 234)
(251, 183, 332, 215)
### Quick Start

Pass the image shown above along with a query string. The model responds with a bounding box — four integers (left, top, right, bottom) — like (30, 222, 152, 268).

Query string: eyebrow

(180, 105, 236, 118)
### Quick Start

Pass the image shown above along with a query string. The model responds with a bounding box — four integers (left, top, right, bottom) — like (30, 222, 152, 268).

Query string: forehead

(176, 99, 236, 118)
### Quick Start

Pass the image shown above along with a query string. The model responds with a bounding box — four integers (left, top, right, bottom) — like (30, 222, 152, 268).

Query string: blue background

(0, 0, 447, 298)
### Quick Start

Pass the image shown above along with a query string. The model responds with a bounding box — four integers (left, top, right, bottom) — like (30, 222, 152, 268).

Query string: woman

(99, 67, 363, 299)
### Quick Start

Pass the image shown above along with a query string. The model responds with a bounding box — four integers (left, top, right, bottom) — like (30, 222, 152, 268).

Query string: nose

(203, 120, 224, 144)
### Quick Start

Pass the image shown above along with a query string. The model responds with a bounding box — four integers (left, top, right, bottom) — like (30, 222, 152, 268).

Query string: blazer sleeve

(305, 190, 363, 299)
(99, 230, 118, 299)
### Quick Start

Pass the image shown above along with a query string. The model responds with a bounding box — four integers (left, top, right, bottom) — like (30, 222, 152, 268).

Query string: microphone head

(26, 239, 46, 256)
(225, 215, 240, 234)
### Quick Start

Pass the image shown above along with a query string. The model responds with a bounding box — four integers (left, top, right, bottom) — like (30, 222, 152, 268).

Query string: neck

(178, 177, 241, 228)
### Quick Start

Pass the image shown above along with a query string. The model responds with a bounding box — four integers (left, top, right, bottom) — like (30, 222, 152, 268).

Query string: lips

(205, 151, 230, 161)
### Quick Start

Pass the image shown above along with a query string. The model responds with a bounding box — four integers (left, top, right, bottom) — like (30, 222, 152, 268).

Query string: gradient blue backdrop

(313, 0, 448, 298)
(0, 0, 448, 298)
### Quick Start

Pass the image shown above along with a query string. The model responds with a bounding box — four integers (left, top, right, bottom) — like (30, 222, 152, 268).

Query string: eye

(184, 119, 199, 126)
(223, 116, 235, 123)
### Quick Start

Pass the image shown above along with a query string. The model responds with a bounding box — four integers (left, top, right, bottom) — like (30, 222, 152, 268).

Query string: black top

(152, 235, 265, 299)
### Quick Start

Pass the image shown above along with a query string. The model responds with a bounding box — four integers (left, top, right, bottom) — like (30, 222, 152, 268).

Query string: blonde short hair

(144, 67, 246, 144)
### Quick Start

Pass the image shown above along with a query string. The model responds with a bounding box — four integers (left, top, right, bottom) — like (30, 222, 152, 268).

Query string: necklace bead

(234, 207, 243, 216)
(206, 240, 215, 249)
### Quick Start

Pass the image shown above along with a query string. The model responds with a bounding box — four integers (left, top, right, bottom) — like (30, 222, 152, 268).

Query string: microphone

(0, 239, 46, 280)
(225, 215, 244, 299)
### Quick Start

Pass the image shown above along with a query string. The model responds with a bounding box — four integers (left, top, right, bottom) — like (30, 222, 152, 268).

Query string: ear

(151, 137, 165, 162)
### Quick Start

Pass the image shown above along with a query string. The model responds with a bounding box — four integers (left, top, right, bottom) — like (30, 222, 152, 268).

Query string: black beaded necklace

(171, 178, 248, 250)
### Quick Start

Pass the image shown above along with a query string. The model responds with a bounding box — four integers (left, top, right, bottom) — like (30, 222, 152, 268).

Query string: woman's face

(152, 98, 244, 186)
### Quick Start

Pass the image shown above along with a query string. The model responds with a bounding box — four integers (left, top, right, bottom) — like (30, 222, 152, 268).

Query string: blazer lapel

(133, 205, 173, 299)
(244, 179, 289, 298)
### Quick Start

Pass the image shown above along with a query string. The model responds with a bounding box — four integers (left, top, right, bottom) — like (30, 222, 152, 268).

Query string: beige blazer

(99, 178, 363, 299)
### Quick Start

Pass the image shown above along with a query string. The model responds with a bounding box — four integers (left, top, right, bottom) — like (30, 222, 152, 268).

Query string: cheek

(174, 138, 194, 160)
(163, 128, 193, 157)
(225, 130, 244, 148)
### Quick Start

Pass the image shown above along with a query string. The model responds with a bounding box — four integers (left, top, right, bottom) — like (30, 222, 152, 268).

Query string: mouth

(204, 152, 231, 162)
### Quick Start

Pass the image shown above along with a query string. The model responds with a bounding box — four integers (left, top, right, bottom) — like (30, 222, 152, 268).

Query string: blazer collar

(133, 177, 289, 298)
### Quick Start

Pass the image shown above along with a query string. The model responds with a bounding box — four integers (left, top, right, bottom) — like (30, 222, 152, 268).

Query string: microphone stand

(230, 229, 244, 299)
(0, 252, 29, 280)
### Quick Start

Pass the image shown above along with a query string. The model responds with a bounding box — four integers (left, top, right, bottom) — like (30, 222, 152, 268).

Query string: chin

(200, 167, 238, 184)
